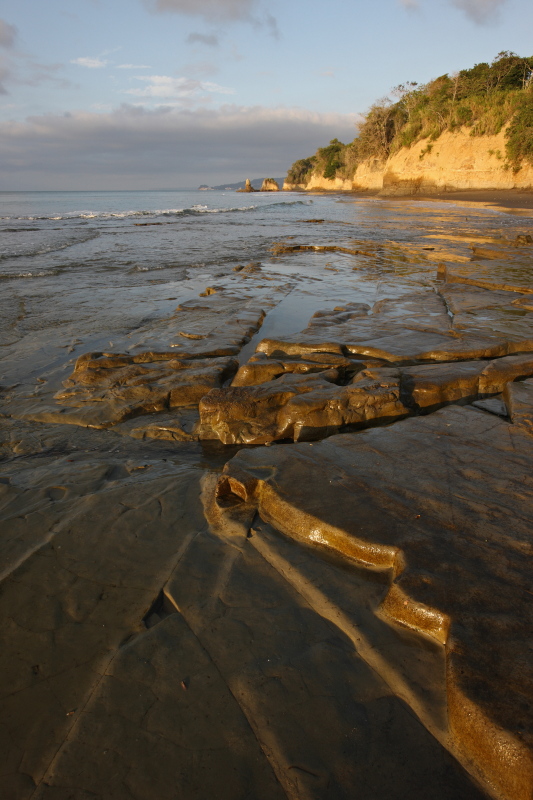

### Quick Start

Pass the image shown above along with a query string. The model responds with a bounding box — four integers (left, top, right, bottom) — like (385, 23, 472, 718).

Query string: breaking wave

(0, 269, 62, 280)
(0, 200, 309, 222)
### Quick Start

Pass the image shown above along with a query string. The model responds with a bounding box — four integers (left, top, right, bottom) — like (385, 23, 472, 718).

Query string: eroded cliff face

(284, 174, 354, 192)
(283, 127, 533, 193)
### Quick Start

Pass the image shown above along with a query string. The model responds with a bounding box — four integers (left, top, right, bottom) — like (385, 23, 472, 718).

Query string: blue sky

(1, 0, 532, 188)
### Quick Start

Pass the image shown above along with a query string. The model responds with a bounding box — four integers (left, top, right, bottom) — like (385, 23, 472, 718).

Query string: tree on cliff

(317, 139, 346, 179)
(286, 158, 315, 185)
(286, 51, 533, 183)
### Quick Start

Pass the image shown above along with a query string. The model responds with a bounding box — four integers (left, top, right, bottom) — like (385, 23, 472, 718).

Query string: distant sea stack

(283, 52, 533, 194)
(212, 177, 285, 190)
(260, 178, 280, 192)
(236, 179, 256, 193)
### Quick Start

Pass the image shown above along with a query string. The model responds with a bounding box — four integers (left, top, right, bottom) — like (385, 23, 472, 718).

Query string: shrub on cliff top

(286, 51, 533, 183)
(371, 51, 533, 165)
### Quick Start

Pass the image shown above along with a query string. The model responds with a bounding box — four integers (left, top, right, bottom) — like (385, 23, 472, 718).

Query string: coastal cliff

(284, 52, 533, 194)
(284, 127, 533, 193)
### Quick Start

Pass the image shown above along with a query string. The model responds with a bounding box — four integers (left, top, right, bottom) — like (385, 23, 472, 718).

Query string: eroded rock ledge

(2, 226, 533, 800)
(6, 288, 287, 437)
(197, 278, 533, 444)
(212, 403, 533, 800)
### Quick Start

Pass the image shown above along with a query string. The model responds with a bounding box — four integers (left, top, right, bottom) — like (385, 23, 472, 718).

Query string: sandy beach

(416, 189, 533, 209)
(1, 190, 533, 800)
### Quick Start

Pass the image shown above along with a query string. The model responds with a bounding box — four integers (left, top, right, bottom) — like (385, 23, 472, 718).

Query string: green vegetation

(286, 52, 533, 183)
(317, 139, 346, 178)
(286, 157, 315, 185)
(285, 139, 359, 184)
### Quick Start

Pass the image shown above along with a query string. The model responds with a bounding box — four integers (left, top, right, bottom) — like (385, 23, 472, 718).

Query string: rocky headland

(1, 195, 533, 798)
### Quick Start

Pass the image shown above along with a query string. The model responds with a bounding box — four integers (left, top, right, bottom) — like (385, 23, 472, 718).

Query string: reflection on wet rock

(55, 353, 238, 427)
(438, 259, 533, 295)
(7, 290, 285, 433)
(214, 405, 533, 800)
(199, 353, 533, 444)
(256, 289, 533, 364)
(401, 353, 533, 410)
(231, 351, 363, 387)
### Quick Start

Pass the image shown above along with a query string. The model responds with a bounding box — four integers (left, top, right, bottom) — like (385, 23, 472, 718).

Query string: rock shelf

(213, 404, 533, 800)
(1, 212, 533, 800)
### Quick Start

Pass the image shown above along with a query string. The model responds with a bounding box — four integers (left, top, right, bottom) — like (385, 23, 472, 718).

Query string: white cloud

(144, 0, 254, 21)
(450, 0, 508, 22)
(125, 74, 235, 99)
(0, 19, 17, 48)
(117, 63, 151, 69)
(400, 0, 508, 21)
(143, 0, 278, 34)
(186, 32, 219, 46)
(201, 81, 234, 94)
(71, 56, 109, 68)
(0, 104, 359, 189)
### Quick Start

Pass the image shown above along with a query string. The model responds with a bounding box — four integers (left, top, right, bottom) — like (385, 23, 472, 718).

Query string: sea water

(0, 188, 521, 285)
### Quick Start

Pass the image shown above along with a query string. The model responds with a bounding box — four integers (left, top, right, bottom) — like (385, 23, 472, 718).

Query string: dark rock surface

(214, 405, 533, 800)
(2, 207, 533, 800)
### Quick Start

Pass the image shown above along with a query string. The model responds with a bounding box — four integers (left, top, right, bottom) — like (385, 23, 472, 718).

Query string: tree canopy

(286, 52, 533, 184)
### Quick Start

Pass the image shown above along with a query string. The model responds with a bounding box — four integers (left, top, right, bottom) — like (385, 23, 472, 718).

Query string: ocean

(0, 188, 522, 285)
(0, 189, 317, 284)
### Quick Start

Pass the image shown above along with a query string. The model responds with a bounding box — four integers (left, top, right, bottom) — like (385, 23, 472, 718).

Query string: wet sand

(310, 187, 533, 213)
(414, 189, 533, 211)
(1, 198, 533, 800)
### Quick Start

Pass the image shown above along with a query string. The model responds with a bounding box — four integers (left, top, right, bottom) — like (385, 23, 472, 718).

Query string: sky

(1, 0, 533, 189)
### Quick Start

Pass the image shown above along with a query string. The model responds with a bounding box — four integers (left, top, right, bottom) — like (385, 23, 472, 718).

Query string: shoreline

(289, 187, 533, 212)
(386, 188, 533, 213)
